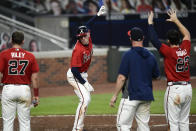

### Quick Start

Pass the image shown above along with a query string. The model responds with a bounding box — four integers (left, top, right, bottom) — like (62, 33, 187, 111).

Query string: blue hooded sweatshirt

(118, 47, 160, 101)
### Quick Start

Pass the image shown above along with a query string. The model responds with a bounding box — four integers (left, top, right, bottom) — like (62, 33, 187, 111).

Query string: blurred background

(0, 0, 196, 87)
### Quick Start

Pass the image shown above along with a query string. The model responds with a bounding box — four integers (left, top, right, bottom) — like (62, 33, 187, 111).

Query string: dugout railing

(0, 14, 68, 51)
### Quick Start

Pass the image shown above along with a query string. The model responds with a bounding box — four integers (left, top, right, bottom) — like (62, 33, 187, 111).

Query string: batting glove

(84, 82, 94, 92)
(32, 96, 39, 107)
(97, 6, 106, 16)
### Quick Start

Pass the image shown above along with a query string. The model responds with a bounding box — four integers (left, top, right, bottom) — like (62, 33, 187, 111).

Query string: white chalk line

(27, 114, 196, 118)
(151, 123, 196, 128)
(0, 114, 195, 118)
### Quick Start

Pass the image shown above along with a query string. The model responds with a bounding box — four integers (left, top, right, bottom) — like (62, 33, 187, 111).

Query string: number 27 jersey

(0, 48, 39, 84)
(159, 40, 191, 82)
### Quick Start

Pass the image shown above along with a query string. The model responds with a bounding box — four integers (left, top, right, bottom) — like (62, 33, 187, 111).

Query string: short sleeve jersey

(70, 37, 93, 73)
(159, 40, 191, 82)
(0, 48, 39, 84)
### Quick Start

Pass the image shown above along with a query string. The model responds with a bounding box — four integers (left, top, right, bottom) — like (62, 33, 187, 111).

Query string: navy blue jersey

(118, 47, 160, 101)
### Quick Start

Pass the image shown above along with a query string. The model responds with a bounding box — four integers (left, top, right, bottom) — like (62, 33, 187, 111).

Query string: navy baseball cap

(127, 27, 144, 41)
(77, 26, 89, 38)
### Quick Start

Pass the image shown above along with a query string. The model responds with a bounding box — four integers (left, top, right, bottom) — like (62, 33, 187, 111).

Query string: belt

(168, 81, 191, 86)
(80, 71, 87, 73)
(3, 84, 29, 86)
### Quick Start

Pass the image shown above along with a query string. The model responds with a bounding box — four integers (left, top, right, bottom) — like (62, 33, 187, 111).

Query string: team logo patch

(83, 52, 91, 64)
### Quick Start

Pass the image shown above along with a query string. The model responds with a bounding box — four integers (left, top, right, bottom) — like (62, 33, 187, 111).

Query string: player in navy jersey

(110, 27, 160, 131)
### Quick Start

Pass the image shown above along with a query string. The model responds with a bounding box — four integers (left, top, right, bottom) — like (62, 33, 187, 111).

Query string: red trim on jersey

(159, 40, 191, 82)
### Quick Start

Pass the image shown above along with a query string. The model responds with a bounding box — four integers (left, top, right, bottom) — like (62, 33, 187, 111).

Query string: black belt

(80, 71, 87, 73)
(168, 81, 191, 86)
(3, 84, 29, 85)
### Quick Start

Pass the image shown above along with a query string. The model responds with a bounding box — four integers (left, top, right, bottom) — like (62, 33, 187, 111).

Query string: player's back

(160, 40, 191, 82)
(119, 47, 159, 101)
(0, 48, 39, 85)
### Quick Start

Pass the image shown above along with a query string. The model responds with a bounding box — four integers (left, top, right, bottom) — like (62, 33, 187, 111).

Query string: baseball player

(66, 5, 106, 131)
(0, 31, 39, 131)
(148, 10, 192, 131)
(110, 27, 160, 131)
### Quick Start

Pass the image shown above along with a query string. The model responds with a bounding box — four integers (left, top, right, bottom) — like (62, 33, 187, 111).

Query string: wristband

(33, 88, 39, 97)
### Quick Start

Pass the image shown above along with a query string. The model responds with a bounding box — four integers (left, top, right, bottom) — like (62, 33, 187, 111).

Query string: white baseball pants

(116, 98, 151, 131)
(164, 84, 192, 131)
(1, 84, 31, 131)
(67, 69, 91, 131)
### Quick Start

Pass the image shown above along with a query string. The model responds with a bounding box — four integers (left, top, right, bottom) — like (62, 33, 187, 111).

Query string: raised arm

(86, 5, 106, 27)
(166, 9, 190, 41)
(148, 11, 162, 50)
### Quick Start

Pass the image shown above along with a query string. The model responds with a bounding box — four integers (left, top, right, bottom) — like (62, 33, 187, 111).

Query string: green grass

(190, 88, 196, 114)
(30, 94, 120, 115)
(1, 88, 196, 116)
(150, 90, 165, 114)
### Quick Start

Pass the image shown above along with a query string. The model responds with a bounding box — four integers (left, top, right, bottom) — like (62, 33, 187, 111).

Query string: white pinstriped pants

(67, 69, 91, 131)
(164, 84, 192, 131)
(116, 98, 151, 131)
(1, 84, 31, 131)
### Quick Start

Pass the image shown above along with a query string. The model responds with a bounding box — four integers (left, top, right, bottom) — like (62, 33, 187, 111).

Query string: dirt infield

(0, 79, 196, 131)
(28, 115, 196, 131)
(0, 115, 196, 131)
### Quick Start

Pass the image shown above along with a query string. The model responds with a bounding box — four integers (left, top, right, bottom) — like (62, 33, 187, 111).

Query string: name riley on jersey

(11, 52, 26, 58)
